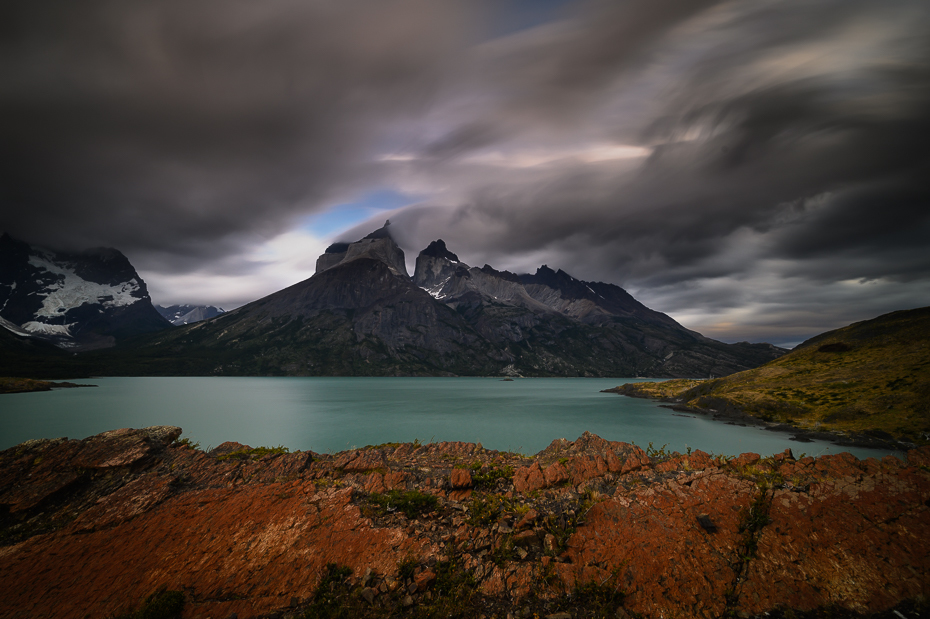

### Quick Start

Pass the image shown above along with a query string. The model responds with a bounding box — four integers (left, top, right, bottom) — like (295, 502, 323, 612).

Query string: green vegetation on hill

(613, 307, 930, 443)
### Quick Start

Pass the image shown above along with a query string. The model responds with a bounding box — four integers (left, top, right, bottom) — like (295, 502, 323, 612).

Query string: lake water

(0, 377, 896, 459)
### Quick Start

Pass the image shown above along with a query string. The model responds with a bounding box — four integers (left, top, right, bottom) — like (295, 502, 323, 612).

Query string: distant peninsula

(0, 377, 94, 394)
(606, 306, 930, 448)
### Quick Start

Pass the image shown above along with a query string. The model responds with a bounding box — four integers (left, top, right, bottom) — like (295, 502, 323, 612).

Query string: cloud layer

(2, 0, 928, 345)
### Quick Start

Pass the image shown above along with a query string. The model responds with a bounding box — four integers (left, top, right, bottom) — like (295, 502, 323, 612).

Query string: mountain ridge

(23, 224, 784, 378)
(0, 234, 170, 350)
(0, 224, 786, 377)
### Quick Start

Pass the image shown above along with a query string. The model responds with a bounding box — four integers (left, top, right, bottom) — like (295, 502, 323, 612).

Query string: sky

(1, 0, 928, 348)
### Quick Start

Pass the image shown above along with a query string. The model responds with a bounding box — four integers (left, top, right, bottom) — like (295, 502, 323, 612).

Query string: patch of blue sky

(301, 189, 416, 238)
(486, 0, 576, 39)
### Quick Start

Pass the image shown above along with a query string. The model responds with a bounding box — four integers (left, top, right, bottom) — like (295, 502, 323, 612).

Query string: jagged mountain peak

(80, 246, 124, 261)
(324, 242, 350, 254)
(411, 239, 686, 331)
(421, 239, 460, 262)
(363, 219, 395, 240)
(315, 222, 408, 278)
(479, 264, 522, 283)
(155, 304, 226, 326)
(3, 233, 786, 377)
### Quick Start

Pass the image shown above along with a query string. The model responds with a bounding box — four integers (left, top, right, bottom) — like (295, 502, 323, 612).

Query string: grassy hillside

(613, 307, 930, 443)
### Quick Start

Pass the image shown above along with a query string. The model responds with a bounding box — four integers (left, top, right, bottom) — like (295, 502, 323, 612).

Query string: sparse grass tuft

(216, 445, 289, 461)
(172, 437, 200, 450)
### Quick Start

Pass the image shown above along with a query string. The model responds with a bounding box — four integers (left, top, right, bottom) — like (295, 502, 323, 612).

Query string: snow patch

(22, 321, 75, 336)
(421, 275, 453, 299)
(27, 255, 142, 318)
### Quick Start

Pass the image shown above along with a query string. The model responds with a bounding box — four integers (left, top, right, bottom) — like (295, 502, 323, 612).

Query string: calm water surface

(0, 377, 895, 459)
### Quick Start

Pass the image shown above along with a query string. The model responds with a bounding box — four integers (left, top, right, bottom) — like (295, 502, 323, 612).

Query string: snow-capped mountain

(0, 234, 170, 350)
(155, 304, 226, 326)
(110, 224, 783, 377)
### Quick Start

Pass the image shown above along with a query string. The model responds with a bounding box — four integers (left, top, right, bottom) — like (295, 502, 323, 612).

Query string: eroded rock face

(0, 428, 927, 619)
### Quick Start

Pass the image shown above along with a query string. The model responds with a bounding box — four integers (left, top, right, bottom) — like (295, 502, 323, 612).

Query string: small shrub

(114, 588, 184, 619)
(466, 494, 515, 526)
(304, 563, 353, 619)
(369, 490, 437, 519)
(172, 437, 200, 450)
(469, 462, 514, 489)
(738, 491, 772, 559)
(396, 556, 418, 581)
(433, 556, 475, 596)
(490, 535, 517, 566)
(646, 442, 669, 459)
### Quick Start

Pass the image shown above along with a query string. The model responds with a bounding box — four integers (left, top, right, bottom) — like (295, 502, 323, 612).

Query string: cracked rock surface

(0, 428, 928, 619)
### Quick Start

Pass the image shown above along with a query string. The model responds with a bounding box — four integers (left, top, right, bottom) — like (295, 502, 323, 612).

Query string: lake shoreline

(602, 385, 910, 453)
(1, 376, 896, 459)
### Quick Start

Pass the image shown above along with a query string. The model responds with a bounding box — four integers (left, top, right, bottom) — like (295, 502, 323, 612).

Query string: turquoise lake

(0, 377, 896, 459)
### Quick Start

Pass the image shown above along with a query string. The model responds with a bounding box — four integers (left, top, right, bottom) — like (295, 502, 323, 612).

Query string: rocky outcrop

(1, 428, 928, 618)
(315, 221, 408, 278)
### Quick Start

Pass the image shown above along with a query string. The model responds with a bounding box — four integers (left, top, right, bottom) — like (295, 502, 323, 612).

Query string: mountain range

(0, 225, 785, 377)
(155, 304, 226, 326)
(88, 222, 783, 377)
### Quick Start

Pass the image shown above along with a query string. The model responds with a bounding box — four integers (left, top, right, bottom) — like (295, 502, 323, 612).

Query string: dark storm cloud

(0, 0, 474, 265)
(3, 0, 928, 342)
(376, 0, 930, 340)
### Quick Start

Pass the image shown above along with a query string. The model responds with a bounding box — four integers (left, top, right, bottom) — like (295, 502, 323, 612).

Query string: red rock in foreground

(0, 428, 927, 619)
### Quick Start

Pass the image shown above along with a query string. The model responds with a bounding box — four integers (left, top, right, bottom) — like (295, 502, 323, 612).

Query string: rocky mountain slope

(0, 234, 169, 350)
(0, 427, 927, 618)
(155, 304, 226, 326)
(87, 224, 783, 378)
(609, 307, 930, 445)
(412, 238, 783, 377)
